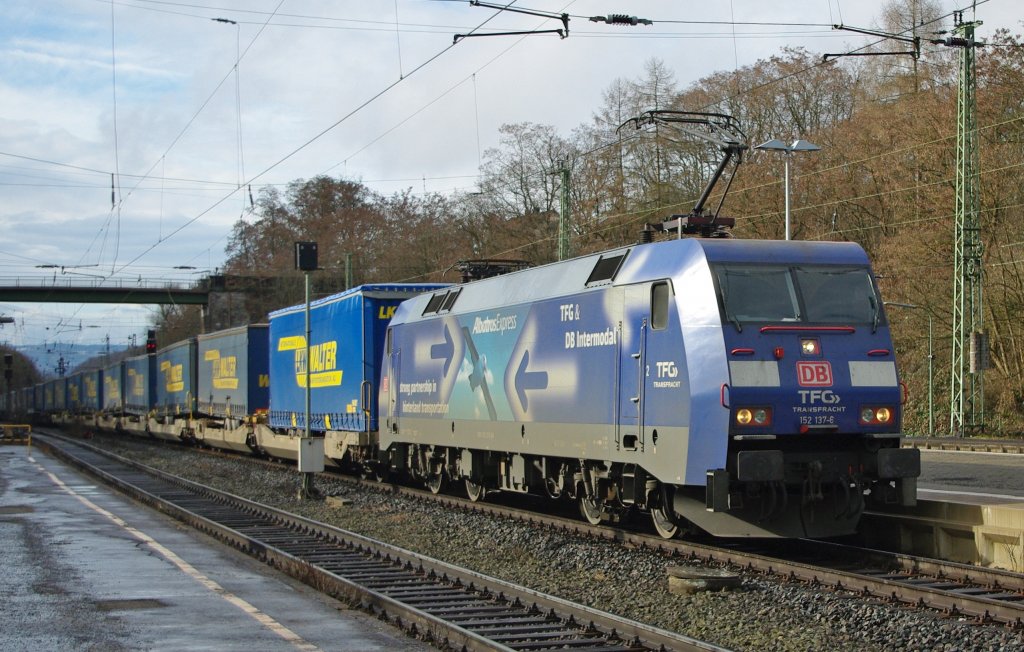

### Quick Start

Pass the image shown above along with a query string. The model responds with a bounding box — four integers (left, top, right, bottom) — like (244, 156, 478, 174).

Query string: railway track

(31, 432, 722, 652)
(388, 482, 1024, 628)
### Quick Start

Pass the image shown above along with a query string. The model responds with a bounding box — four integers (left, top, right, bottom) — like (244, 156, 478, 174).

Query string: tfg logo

(796, 361, 833, 387)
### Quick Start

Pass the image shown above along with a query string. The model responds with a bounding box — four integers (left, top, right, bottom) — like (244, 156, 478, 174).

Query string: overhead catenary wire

(115, 0, 845, 31)
(340, 0, 987, 211)
(108, 2, 122, 274)
(389, 104, 1023, 282)
(0, 153, 479, 190)
(8, 0, 978, 204)
(41, 0, 286, 301)
(438, 0, 999, 214)
(313, 0, 1007, 258)
(107, 1, 286, 235)
(6, 0, 286, 345)
(4, 0, 1011, 286)
(107, 0, 522, 277)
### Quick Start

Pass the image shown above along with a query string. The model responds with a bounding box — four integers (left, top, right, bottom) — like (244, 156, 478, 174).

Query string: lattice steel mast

(949, 14, 984, 435)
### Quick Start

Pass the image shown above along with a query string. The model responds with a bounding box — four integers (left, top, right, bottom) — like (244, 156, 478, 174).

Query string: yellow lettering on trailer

(291, 340, 342, 388)
(211, 353, 239, 390)
(127, 369, 145, 397)
(163, 363, 184, 393)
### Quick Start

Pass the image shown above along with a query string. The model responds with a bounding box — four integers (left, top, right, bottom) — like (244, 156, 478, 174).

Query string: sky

(1, 0, 1020, 375)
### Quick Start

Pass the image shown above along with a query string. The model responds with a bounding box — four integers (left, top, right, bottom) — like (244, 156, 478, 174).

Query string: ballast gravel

(91, 435, 1024, 652)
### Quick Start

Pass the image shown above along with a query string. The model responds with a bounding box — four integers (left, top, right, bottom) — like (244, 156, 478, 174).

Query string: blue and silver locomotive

(380, 236, 920, 538)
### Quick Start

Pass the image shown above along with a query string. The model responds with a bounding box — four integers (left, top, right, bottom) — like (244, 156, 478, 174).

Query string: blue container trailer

(155, 339, 198, 418)
(268, 284, 446, 433)
(79, 368, 102, 412)
(21, 386, 33, 415)
(103, 361, 123, 412)
(66, 373, 83, 412)
(52, 378, 67, 412)
(42, 380, 55, 412)
(123, 354, 156, 415)
(197, 325, 269, 419)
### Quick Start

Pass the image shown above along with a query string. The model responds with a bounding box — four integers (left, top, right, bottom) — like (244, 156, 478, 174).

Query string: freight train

(6, 236, 920, 538)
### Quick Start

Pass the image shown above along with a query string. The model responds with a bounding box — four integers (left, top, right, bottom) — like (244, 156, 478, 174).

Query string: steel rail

(32, 433, 723, 652)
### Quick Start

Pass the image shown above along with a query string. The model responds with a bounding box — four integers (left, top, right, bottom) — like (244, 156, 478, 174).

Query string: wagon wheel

(465, 478, 485, 502)
(361, 464, 388, 484)
(579, 495, 605, 525)
(651, 504, 680, 539)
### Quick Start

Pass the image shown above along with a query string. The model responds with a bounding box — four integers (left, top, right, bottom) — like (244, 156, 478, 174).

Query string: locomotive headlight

(859, 406, 894, 425)
(736, 407, 772, 427)
(800, 338, 820, 356)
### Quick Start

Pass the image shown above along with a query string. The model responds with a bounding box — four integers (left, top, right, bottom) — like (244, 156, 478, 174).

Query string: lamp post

(754, 139, 821, 240)
(885, 302, 934, 436)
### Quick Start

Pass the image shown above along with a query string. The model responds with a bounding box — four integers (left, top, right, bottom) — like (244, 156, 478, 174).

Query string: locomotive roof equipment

(618, 110, 748, 237)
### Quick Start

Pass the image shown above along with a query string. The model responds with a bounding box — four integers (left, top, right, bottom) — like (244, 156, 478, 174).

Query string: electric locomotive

(379, 236, 920, 538)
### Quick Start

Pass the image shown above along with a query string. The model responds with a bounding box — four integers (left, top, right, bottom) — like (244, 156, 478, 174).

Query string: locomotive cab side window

(651, 281, 671, 330)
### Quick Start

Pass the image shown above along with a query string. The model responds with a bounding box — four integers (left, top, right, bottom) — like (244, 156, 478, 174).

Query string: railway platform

(0, 443, 429, 651)
(865, 446, 1024, 571)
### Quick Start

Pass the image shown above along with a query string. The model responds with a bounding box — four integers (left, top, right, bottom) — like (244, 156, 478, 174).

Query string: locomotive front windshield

(715, 264, 881, 326)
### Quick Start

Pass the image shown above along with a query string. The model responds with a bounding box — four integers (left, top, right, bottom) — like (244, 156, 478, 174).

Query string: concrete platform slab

(0, 445, 432, 651)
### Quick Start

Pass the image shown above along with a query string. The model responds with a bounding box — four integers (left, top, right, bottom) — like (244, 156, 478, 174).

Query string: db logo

(797, 361, 833, 387)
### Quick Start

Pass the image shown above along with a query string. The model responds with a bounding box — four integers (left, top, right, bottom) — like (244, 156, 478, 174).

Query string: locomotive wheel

(579, 495, 604, 525)
(426, 471, 444, 494)
(651, 505, 680, 539)
(465, 479, 485, 502)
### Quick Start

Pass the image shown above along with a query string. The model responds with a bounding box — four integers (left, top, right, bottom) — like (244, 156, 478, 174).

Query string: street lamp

(754, 139, 821, 240)
(885, 302, 934, 436)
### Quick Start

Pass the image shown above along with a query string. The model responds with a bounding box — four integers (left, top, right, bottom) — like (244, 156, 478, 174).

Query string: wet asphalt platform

(917, 447, 1024, 504)
(0, 443, 429, 652)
